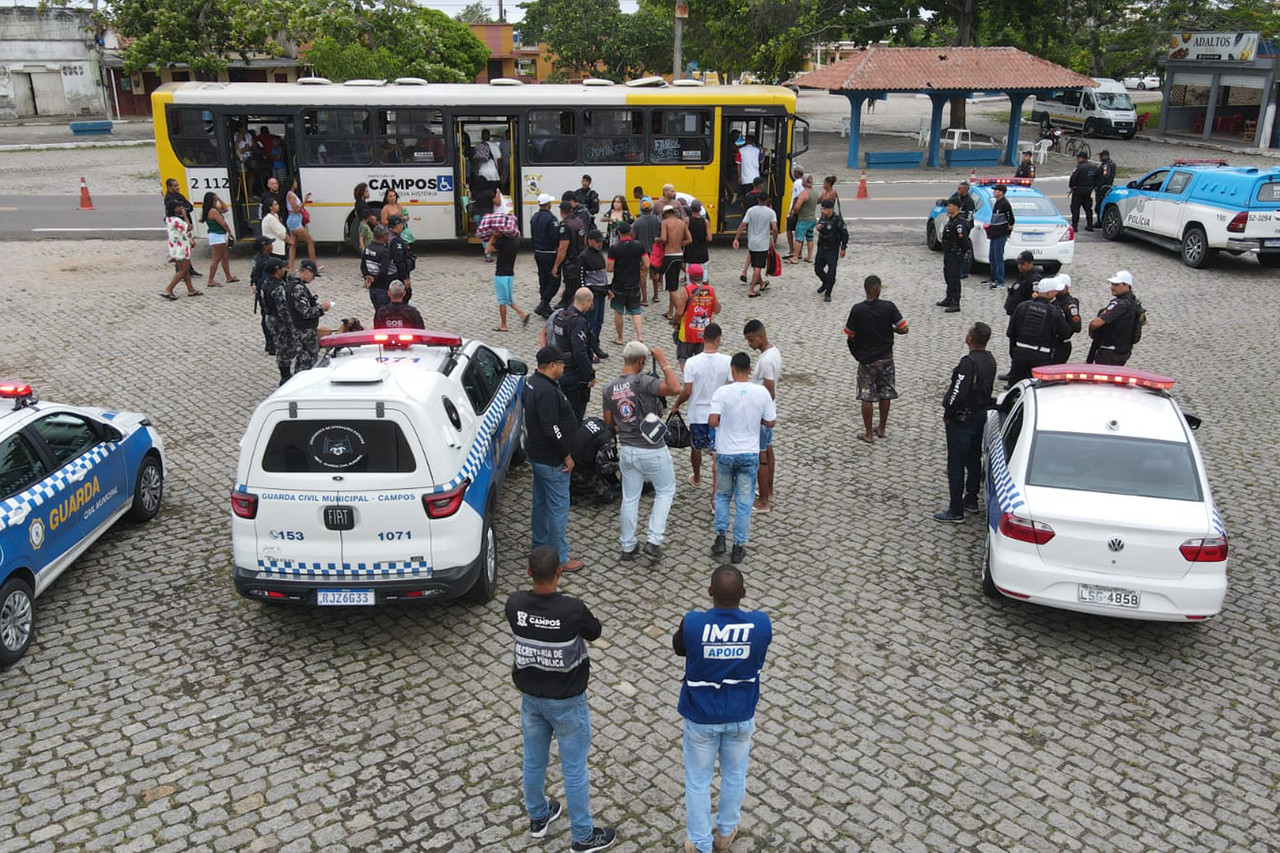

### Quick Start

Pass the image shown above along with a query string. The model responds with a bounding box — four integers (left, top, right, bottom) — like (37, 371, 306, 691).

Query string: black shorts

(676, 340, 704, 361)
(749, 250, 768, 269)
(663, 256, 684, 291)
(786, 213, 798, 233)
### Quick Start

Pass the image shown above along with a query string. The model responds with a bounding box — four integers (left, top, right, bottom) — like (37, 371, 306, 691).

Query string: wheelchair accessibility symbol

(437, 174, 454, 193)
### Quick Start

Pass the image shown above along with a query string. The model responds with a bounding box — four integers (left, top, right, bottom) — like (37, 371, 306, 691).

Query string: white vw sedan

(981, 365, 1228, 621)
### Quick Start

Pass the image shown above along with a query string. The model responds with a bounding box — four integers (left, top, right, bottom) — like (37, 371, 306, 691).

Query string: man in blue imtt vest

(673, 566, 773, 853)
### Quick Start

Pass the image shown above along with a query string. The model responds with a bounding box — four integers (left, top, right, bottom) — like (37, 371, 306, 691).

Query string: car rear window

(1007, 195, 1061, 217)
(1027, 432, 1202, 501)
(261, 420, 417, 473)
(1257, 182, 1280, 203)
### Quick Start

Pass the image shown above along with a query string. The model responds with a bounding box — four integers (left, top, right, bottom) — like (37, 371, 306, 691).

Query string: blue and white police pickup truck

(230, 329, 526, 607)
(1100, 159, 1280, 268)
(0, 381, 165, 665)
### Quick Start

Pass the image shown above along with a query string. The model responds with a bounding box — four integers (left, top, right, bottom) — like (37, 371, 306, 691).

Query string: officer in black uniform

(1014, 150, 1036, 180)
(1006, 277, 1071, 386)
(1094, 150, 1116, 222)
(361, 224, 399, 310)
(1088, 270, 1144, 365)
(1004, 250, 1041, 317)
(552, 286, 598, 422)
(1069, 152, 1099, 231)
(531, 193, 559, 317)
(948, 182, 976, 278)
(551, 201, 587, 309)
(937, 198, 971, 313)
(386, 215, 415, 302)
(934, 321, 998, 523)
(259, 259, 291, 379)
(282, 260, 331, 375)
(1051, 272, 1082, 362)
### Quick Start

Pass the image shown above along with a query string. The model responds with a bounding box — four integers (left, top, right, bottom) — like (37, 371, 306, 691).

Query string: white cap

(1108, 270, 1134, 286)
(1055, 273, 1072, 289)
(1035, 277, 1059, 294)
(536, 193, 555, 205)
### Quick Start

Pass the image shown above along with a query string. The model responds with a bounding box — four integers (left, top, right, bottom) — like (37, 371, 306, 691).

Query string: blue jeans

(522, 693, 596, 844)
(589, 292, 607, 351)
(714, 453, 759, 545)
(684, 717, 756, 853)
(988, 235, 1008, 285)
(619, 444, 676, 549)
(531, 461, 570, 563)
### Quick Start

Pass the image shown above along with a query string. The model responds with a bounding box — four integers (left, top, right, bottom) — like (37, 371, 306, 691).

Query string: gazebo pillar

(839, 91, 869, 169)
(1004, 93, 1030, 166)
(926, 93, 950, 168)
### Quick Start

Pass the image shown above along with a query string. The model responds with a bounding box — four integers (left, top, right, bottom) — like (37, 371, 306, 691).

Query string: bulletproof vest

(551, 308, 572, 354)
(261, 275, 287, 316)
(285, 278, 319, 329)
(1018, 300, 1059, 348)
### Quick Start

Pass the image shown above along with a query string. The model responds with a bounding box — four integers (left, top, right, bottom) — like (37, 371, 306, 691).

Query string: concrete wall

(0, 7, 107, 120)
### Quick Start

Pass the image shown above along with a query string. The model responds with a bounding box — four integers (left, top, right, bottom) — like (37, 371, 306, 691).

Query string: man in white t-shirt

(736, 135, 762, 195)
(744, 319, 781, 513)
(709, 351, 777, 564)
(671, 322, 732, 489)
(732, 195, 778, 298)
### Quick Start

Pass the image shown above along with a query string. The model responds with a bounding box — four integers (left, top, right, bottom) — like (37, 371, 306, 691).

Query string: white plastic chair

(839, 115, 851, 138)
(1031, 138, 1051, 164)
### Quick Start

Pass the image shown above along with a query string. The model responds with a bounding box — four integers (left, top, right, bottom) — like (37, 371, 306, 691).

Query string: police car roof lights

(1031, 364, 1174, 391)
(1172, 158, 1230, 167)
(0, 380, 35, 409)
(320, 329, 464, 351)
(974, 177, 1034, 187)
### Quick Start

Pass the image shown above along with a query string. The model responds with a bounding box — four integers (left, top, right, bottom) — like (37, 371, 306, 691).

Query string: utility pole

(498, 0, 505, 23)
(674, 0, 688, 80)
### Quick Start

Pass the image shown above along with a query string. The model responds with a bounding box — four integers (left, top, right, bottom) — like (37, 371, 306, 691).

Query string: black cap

(386, 215, 404, 227)
(537, 346, 568, 365)
(253, 235, 272, 250)
(265, 258, 287, 273)
(1017, 250, 1035, 263)
(561, 190, 576, 202)
(1076, 152, 1087, 159)
(819, 198, 835, 209)
(587, 229, 604, 241)
(299, 260, 318, 273)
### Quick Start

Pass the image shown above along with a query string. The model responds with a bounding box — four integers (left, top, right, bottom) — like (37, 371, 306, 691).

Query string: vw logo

(1107, 538, 1125, 552)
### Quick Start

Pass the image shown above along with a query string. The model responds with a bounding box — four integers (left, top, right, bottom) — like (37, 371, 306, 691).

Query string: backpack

(1131, 297, 1146, 345)
(473, 141, 493, 162)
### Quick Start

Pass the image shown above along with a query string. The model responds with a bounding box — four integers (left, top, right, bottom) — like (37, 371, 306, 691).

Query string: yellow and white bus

(151, 78, 808, 243)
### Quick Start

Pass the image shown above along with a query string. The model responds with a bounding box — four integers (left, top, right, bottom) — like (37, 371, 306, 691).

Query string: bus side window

(527, 109, 577, 165)
(649, 109, 711, 164)
(167, 106, 220, 166)
(379, 108, 446, 165)
(303, 109, 372, 166)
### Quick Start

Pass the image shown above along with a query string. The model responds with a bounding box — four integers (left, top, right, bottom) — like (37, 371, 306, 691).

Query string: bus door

(224, 113, 297, 236)
(454, 115, 521, 240)
(719, 111, 789, 233)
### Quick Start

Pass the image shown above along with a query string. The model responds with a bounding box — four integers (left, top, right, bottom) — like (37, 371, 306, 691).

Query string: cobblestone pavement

(1, 218, 1278, 853)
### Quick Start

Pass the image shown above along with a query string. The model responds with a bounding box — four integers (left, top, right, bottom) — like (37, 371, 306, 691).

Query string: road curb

(0, 139, 156, 153)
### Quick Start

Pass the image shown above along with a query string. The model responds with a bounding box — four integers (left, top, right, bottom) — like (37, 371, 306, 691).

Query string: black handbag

(664, 411, 692, 448)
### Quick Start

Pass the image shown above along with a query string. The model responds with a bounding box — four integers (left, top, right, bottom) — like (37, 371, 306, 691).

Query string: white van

(1031, 79, 1138, 139)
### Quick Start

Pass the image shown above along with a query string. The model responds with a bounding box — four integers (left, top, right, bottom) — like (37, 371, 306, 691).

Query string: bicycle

(1064, 135, 1091, 160)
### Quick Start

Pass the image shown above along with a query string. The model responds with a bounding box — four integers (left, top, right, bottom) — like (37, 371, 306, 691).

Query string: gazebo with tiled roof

(795, 46, 1097, 168)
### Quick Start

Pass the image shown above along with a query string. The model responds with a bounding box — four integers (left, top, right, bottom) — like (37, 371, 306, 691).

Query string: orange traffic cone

(856, 169, 869, 200)
(78, 176, 94, 211)
(969, 166, 978, 184)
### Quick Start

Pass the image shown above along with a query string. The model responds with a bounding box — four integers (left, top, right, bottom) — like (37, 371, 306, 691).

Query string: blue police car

(926, 178, 1076, 273)
(0, 381, 165, 666)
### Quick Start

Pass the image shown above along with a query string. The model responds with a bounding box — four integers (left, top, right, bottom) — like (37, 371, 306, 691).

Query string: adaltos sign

(1168, 32, 1259, 63)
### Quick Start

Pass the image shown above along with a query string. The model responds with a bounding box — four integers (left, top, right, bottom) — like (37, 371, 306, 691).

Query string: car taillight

(1179, 536, 1228, 562)
(1060, 226, 1074, 242)
(1226, 212, 1248, 233)
(999, 512, 1055, 544)
(230, 490, 258, 519)
(423, 479, 469, 518)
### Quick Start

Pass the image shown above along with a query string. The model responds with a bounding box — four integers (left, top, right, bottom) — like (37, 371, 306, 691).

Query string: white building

(0, 6, 108, 120)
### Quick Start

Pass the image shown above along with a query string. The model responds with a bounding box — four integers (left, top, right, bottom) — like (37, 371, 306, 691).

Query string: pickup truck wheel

(1101, 206, 1124, 240)
(926, 219, 941, 251)
(1259, 253, 1280, 269)
(0, 576, 35, 667)
(1181, 225, 1213, 268)
(465, 517, 498, 603)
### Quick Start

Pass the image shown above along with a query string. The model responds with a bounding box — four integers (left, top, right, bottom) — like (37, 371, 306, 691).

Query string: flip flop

(739, 275, 748, 283)
(748, 293, 760, 298)
(521, 313, 531, 328)
(188, 290, 203, 296)
(875, 427, 886, 438)
(491, 326, 509, 332)
(614, 338, 625, 345)
(226, 277, 241, 283)
(208, 281, 224, 287)
(760, 280, 770, 292)
(160, 292, 178, 301)
(687, 474, 702, 488)
(858, 433, 875, 444)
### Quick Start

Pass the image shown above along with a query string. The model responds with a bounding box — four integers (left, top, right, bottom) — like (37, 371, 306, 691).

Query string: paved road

(1, 224, 1278, 852)
(0, 195, 166, 240)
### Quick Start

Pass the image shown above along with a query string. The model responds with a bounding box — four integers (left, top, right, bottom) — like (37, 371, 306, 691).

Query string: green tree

(520, 0, 671, 81)
(455, 2, 494, 23)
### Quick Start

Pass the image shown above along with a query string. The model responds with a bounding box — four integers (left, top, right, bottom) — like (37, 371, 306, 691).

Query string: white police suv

(0, 381, 165, 665)
(1100, 159, 1280, 268)
(231, 329, 526, 607)
(982, 366, 1228, 621)
(927, 178, 1075, 273)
